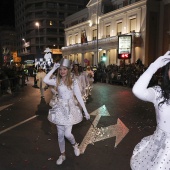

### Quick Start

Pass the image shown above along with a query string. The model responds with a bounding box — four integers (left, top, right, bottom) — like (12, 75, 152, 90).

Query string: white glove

(53, 63, 60, 70)
(84, 113, 90, 120)
(51, 88, 58, 95)
(152, 51, 170, 70)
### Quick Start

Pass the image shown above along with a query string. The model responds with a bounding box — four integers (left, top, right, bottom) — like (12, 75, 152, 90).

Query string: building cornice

(65, 21, 89, 31)
(101, 0, 146, 19)
(65, 0, 147, 31)
(86, 0, 102, 7)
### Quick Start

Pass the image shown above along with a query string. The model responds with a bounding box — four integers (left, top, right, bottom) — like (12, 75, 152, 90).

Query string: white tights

(56, 125, 76, 153)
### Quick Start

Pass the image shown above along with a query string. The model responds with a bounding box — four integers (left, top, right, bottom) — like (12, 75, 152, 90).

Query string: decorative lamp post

(96, 0, 100, 65)
(35, 22, 41, 67)
(22, 38, 27, 53)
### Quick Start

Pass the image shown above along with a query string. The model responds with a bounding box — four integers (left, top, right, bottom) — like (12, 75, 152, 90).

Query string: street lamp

(22, 38, 26, 43)
(35, 22, 40, 49)
(96, 0, 99, 65)
(22, 38, 27, 53)
(99, 47, 102, 51)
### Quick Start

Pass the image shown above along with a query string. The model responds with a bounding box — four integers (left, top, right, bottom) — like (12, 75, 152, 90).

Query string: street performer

(43, 58, 90, 165)
(130, 51, 170, 170)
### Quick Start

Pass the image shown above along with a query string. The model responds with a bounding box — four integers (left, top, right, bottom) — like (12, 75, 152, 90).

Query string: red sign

(118, 53, 131, 59)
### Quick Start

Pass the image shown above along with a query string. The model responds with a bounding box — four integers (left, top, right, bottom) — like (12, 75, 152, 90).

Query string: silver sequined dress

(48, 80, 83, 125)
(43, 67, 88, 126)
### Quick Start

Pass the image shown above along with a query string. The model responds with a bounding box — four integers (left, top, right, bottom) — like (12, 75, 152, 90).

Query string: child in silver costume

(43, 58, 90, 165)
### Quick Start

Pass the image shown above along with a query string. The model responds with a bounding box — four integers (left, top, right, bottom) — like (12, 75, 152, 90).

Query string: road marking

(0, 115, 38, 135)
(79, 105, 129, 154)
(0, 104, 13, 112)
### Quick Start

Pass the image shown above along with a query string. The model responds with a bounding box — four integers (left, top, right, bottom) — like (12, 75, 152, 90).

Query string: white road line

(0, 104, 13, 112)
(0, 115, 38, 135)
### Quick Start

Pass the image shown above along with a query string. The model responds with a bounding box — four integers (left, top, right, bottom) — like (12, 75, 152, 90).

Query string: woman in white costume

(43, 58, 90, 165)
(86, 66, 94, 96)
(86, 66, 94, 86)
(36, 68, 46, 98)
(72, 63, 87, 102)
(130, 51, 170, 170)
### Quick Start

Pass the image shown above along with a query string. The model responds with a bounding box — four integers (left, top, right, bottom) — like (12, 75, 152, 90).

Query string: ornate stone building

(62, 0, 170, 66)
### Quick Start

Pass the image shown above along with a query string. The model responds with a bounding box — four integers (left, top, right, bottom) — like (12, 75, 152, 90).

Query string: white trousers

(56, 125, 76, 153)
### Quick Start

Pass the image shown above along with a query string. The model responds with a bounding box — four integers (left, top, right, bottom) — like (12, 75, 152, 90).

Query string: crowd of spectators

(93, 60, 163, 88)
(0, 60, 163, 96)
(0, 64, 36, 95)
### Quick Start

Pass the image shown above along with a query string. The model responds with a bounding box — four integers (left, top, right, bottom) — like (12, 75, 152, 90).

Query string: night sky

(0, 0, 15, 27)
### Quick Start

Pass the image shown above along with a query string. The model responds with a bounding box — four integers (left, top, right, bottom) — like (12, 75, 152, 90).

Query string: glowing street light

(22, 38, 27, 53)
(35, 22, 40, 49)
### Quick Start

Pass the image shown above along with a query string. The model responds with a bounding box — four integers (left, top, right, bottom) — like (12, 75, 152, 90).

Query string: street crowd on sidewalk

(95, 60, 163, 88)
(0, 64, 36, 96)
(0, 59, 163, 97)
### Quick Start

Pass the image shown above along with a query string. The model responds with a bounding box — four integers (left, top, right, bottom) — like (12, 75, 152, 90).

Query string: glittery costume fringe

(131, 127, 170, 170)
(48, 98, 83, 125)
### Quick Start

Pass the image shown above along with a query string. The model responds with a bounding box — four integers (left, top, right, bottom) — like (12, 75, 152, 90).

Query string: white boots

(73, 143, 80, 156)
(56, 143, 80, 165)
(56, 155, 66, 165)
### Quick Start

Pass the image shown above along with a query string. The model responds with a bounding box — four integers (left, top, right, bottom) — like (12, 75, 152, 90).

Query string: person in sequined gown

(72, 63, 88, 102)
(85, 66, 94, 96)
(130, 51, 170, 170)
(36, 68, 46, 98)
(43, 58, 90, 165)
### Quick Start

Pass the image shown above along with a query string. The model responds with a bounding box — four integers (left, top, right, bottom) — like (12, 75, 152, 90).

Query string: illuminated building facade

(62, 0, 170, 66)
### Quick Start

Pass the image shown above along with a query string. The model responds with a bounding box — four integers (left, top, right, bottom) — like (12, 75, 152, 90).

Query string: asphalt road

(0, 77, 156, 170)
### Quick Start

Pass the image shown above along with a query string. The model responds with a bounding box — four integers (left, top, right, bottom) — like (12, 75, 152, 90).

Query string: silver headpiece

(60, 58, 71, 68)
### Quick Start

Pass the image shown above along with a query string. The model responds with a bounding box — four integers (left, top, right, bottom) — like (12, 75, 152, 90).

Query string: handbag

(47, 108, 58, 124)
(49, 94, 58, 107)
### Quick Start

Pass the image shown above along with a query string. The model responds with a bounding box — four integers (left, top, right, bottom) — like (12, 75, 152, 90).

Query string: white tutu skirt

(130, 127, 170, 170)
(48, 98, 83, 125)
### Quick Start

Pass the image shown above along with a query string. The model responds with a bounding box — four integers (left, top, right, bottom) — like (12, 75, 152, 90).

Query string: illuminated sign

(52, 49, 62, 54)
(101, 53, 107, 61)
(118, 35, 132, 59)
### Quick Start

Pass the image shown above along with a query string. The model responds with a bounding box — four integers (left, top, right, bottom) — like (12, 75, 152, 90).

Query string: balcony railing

(62, 36, 118, 51)
(62, 32, 141, 53)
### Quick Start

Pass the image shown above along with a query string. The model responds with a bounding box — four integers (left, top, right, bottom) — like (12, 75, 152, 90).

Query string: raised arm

(43, 63, 60, 86)
(132, 51, 170, 102)
(73, 79, 90, 120)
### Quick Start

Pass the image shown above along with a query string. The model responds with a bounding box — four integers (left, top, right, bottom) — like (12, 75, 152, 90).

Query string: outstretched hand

(84, 114, 90, 120)
(53, 63, 60, 69)
(153, 51, 170, 69)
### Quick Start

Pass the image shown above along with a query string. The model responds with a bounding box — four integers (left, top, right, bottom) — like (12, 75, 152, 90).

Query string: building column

(92, 54, 94, 66)
(73, 54, 76, 62)
(81, 53, 85, 67)
(93, 51, 98, 66)
(131, 43, 135, 64)
(106, 50, 110, 66)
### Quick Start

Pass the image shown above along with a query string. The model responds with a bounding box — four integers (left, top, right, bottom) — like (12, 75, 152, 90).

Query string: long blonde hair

(56, 67, 73, 89)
